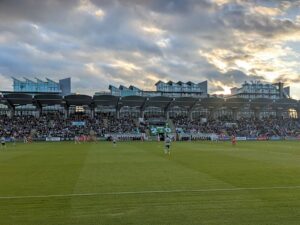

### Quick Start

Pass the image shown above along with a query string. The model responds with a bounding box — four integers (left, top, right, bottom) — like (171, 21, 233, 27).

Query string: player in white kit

(1, 137, 6, 149)
(164, 136, 171, 156)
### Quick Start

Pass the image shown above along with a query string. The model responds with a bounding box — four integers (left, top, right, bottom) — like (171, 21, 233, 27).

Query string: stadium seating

(1, 114, 299, 140)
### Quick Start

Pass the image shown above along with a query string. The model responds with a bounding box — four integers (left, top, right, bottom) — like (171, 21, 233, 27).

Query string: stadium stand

(173, 116, 300, 137)
(0, 92, 300, 141)
(0, 114, 299, 141)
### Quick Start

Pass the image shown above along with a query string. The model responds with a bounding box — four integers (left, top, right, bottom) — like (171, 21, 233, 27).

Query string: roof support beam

(140, 97, 148, 111)
(164, 98, 174, 112)
(188, 99, 201, 113)
(6, 99, 14, 110)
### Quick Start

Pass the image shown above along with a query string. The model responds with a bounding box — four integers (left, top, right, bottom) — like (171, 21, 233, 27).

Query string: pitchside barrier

(285, 136, 300, 141)
(104, 133, 147, 141)
(218, 135, 300, 141)
(46, 137, 61, 142)
(178, 133, 219, 141)
(3, 134, 300, 142)
(236, 137, 247, 141)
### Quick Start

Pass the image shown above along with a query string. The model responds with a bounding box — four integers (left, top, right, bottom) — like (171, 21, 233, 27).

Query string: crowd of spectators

(173, 116, 300, 137)
(104, 115, 144, 134)
(0, 113, 142, 139)
(1, 113, 300, 140)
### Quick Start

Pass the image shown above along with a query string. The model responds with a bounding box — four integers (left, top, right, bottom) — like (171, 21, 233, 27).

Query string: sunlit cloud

(85, 63, 99, 75)
(30, 23, 39, 30)
(0, 0, 299, 98)
(214, 0, 233, 6)
(142, 26, 165, 35)
(109, 60, 142, 72)
(156, 38, 170, 48)
(77, 0, 105, 19)
(211, 81, 232, 95)
(252, 6, 282, 16)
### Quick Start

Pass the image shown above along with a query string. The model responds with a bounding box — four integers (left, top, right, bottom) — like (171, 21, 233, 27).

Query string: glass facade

(155, 81, 208, 97)
(59, 78, 71, 96)
(230, 81, 289, 99)
(108, 81, 208, 97)
(109, 85, 143, 97)
(13, 77, 71, 95)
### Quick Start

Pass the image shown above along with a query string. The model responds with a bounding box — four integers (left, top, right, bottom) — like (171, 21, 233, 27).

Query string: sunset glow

(0, 0, 299, 98)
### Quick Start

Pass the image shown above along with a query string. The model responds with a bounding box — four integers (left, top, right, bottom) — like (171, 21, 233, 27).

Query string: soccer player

(231, 135, 237, 146)
(164, 135, 171, 156)
(11, 136, 16, 146)
(28, 135, 32, 144)
(1, 137, 6, 149)
(112, 136, 117, 147)
(74, 136, 80, 144)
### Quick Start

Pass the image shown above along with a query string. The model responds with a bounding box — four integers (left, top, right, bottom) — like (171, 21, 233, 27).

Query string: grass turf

(0, 141, 299, 225)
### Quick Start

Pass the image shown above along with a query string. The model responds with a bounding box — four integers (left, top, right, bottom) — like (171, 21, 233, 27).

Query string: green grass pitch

(0, 141, 300, 225)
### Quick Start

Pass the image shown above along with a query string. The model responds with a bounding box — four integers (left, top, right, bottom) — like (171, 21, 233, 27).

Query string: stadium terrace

(0, 78, 300, 142)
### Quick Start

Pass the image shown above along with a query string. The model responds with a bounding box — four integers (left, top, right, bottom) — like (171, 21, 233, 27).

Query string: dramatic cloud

(0, 0, 299, 98)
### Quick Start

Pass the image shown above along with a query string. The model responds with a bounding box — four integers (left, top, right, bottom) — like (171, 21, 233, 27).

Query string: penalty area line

(1, 186, 300, 200)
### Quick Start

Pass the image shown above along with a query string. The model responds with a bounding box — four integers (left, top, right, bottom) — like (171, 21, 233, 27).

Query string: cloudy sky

(0, 0, 300, 98)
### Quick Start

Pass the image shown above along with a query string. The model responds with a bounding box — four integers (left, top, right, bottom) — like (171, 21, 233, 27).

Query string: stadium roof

(171, 97, 198, 108)
(155, 80, 207, 86)
(93, 95, 119, 107)
(275, 98, 298, 109)
(226, 98, 250, 109)
(4, 93, 33, 106)
(144, 96, 173, 108)
(119, 96, 146, 108)
(34, 94, 64, 107)
(200, 97, 225, 108)
(250, 98, 273, 109)
(64, 94, 92, 106)
(0, 93, 299, 111)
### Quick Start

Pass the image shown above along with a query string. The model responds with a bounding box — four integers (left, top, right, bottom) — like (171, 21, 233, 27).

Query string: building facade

(108, 85, 143, 97)
(12, 77, 71, 96)
(155, 81, 208, 97)
(108, 80, 208, 98)
(59, 78, 71, 96)
(230, 81, 290, 99)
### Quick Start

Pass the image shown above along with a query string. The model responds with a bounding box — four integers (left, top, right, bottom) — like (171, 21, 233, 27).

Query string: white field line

(1, 186, 300, 200)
